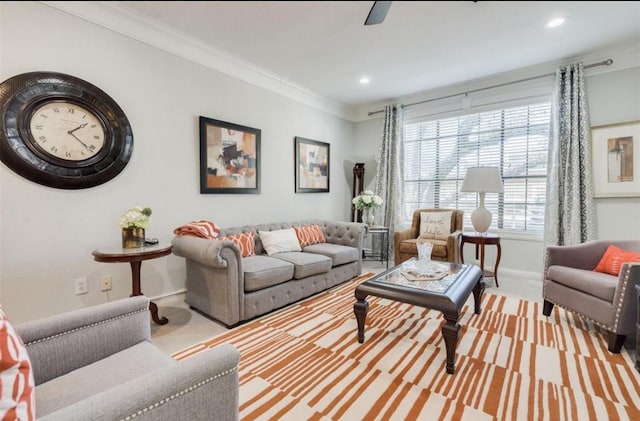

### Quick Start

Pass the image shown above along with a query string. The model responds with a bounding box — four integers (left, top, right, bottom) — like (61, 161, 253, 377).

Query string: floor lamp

(461, 167, 504, 233)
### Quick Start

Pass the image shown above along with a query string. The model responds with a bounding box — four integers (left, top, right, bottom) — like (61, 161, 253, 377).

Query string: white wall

(353, 55, 640, 277)
(0, 2, 355, 323)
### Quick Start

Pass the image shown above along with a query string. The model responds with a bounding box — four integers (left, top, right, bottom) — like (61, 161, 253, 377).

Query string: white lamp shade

(461, 167, 504, 233)
(461, 167, 504, 193)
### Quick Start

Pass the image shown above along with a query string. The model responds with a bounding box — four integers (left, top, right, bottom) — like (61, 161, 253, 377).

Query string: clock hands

(67, 124, 94, 153)
(68, 123, 88, 134)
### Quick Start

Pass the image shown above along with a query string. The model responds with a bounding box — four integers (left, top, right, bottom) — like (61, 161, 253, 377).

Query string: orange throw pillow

(0, 308, 35, 420)
(594, 245, 640, 276)
(222, 232, 255, 257)
(294, 224, 326, 248)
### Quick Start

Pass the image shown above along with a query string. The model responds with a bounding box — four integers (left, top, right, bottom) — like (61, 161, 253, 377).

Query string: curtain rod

(367, 59, 613, 116)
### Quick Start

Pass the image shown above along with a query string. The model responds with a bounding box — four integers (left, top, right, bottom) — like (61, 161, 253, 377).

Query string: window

(403, 102, 550, 233)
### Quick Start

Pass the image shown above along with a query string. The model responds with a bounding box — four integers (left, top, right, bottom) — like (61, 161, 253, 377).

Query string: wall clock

(0, 71, 133, 189)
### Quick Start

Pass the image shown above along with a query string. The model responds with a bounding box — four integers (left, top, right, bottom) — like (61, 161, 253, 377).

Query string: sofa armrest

(16, 296, 151, 386)
(544, 240, 610, 274)
(172, 235, 244, 327)
(611, 262, 640, 335)
(171, 235, 230, 268)
(446, 229, 463, 263)
(38, 343, 240, 421)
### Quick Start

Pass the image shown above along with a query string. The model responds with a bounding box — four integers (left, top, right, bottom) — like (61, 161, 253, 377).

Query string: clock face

(29, 101, 106, 161)
(0, 72, 134, 189)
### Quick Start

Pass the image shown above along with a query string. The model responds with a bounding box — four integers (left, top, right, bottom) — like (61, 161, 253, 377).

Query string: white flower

(353, 191, 384, 210)
(119, 206, 152, 229)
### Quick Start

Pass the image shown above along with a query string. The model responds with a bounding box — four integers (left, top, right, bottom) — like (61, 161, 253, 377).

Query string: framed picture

(295, 137, 329, 193)
(199, 116, 260, 194)
(591, 120, 640, 198)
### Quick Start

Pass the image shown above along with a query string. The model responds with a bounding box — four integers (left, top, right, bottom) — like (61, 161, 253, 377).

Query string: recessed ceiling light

(359, 77, 370, 85)
(547, 17, 566, 28)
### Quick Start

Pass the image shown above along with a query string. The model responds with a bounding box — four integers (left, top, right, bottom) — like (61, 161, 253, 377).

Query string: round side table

(459, 232, 502, 287)
(92, 244, 172, 325)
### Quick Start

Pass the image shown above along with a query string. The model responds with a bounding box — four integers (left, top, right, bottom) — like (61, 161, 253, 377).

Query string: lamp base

(471, 193, 492, 233)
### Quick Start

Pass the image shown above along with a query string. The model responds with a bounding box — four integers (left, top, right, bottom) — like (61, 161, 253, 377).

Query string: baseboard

(150, 289, 187, 301)
(498, 267, 542, 281)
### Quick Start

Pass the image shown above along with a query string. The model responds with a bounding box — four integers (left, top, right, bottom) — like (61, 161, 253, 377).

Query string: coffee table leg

(354, 297, 369, 343)
(442, 316, 460, 374)
(473, 276, 485, 315)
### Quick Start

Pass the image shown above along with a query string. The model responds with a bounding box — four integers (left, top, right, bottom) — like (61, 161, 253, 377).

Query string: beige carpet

(173, 273, 640, 420)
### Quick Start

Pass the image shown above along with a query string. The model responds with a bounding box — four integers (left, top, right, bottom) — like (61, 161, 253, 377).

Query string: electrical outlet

(75, 278, 88, 295)
(101, 275, 112, 291)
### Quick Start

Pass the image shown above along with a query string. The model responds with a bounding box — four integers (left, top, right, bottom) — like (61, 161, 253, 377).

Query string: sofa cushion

(258, 228, 302, 256)
(35, 341, 174, 417)
(243, 255, 294, 292)
(547, 265, 617, 302)
(294, 224, 326, 247)
(303, 243, 359, 266)
(0, 308, 35, 420)
(222, 231, 256, 257)
(593, 244, 640, 276)
(399, 238, 448, 259)
(271, 252, 333, 279)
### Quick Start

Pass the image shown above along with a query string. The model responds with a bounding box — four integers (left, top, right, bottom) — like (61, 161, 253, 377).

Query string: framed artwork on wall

(591, 120, 640, 198)
(199, 116, 260, 194)
(295, 137, 329, 193)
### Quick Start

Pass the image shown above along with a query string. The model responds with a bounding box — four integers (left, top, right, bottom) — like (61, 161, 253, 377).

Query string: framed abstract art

(295, 137, 329, 193)
(199, 116, 261, 194)
(591, 120, 640, 198)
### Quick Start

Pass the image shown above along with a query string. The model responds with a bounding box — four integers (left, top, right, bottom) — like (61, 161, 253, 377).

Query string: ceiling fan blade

(364, 1, 392, 26)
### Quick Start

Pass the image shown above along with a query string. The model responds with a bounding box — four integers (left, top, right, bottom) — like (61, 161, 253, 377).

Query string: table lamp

(460, 167, 504, 233)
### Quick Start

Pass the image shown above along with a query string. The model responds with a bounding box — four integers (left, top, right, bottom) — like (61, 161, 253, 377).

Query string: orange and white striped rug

(173, 273, 640, 420)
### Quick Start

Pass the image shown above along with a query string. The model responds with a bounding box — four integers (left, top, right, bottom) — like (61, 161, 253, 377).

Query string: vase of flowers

(352, 190, 384, 226)
(119, 206, 152, 248)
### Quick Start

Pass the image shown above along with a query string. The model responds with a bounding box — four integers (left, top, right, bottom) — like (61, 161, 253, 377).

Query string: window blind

(403, 102, 551, 232)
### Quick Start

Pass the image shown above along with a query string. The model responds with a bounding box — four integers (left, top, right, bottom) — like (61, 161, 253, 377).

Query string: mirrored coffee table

(354, 258, 484, 374)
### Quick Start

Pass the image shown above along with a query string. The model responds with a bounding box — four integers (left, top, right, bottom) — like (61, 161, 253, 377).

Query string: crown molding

(354, 42, 640, 123)
(40, 1, 354, 121)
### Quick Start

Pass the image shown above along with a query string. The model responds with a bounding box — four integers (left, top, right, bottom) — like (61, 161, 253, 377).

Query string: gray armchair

(15, 296, 239, 420)
(543, 240, 640, 353)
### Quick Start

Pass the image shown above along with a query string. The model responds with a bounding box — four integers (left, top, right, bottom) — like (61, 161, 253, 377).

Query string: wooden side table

(92, 244, 172, 325)
(459, 232, 502, 287)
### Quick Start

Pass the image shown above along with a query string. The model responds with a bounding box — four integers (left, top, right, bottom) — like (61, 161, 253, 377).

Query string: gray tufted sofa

(171, 220, 366, 327)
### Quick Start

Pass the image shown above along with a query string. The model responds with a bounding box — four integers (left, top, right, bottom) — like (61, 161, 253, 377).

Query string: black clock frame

(0, 71, 134, 189)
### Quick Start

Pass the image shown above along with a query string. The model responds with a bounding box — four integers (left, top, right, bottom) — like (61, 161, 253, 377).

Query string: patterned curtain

(544, 62, 596, 247)
(374, 104, 404, 254)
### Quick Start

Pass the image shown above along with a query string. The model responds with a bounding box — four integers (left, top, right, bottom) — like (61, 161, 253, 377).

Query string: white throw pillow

(259, 228, 302, 256)
(419, 211, 453, 240)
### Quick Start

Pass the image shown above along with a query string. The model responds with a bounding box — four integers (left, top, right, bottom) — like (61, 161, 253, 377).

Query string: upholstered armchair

(14, 296, 240, 420)
(394, 208, 464, 265)
(543, 240, 640, 353)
